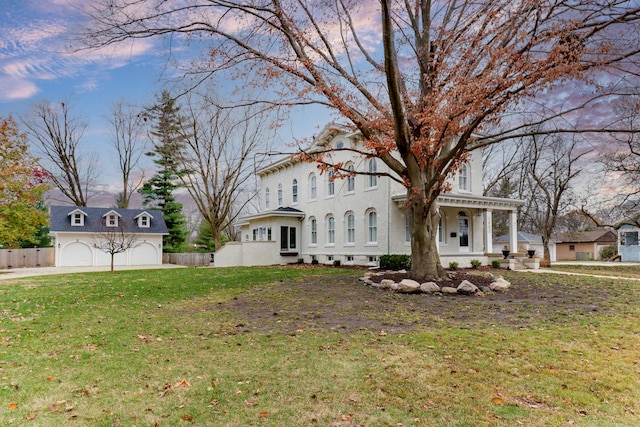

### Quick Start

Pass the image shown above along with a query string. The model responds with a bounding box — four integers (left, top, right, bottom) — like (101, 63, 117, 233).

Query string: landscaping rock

(490, 277, 511, 292)
(479, 285, 491, 293)
(457, 280, 479, 295)
(441, 286, 458, 294)
(397, 278, 422, 293)
(379, 279, 395, 289)
(420, 281, 441, 293)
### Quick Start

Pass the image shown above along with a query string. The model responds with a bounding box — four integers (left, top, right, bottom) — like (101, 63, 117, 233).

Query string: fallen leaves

(158, 379, 191, 397)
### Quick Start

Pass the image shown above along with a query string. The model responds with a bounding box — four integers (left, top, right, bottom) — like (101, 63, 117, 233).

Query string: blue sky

(0, 0, 329, 197)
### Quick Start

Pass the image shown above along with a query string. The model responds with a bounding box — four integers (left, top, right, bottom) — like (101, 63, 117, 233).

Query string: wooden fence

(0, 248, 55, 269)
(162, 252, 214, 266)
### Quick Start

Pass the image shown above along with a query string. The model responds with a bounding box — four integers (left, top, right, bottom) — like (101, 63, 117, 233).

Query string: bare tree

(93, 219, 138, 273)
(80, 0, 640, 280)
(108, 101, 147, 208)
(177, 93, 272, 250)
(22, 100, 98, 207)
(520, 134, 591, 266)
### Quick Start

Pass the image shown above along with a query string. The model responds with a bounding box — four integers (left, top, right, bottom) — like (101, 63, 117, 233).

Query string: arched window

(265, 188, 270, 209)
(327, 170, 335, 196)
(327, 215, 335, 244)
(310, 217, 317, 245)
(292, 179, 298, 204)
(346, 212, 355, 244)
(309, 174, 317, 200)
(459, 163, 469, 191)
(277, 183, 283, 207)
(368, 159, 377, 188)
(346, 163, 355, 192)
(367, 210, 377, 243)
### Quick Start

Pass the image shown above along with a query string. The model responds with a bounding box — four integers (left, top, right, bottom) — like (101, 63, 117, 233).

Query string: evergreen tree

(139, 91, 188, 253)
(193, 220, 226, 252)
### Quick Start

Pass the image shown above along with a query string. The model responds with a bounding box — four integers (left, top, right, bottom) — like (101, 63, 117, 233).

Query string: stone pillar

(484, 209, 493, 253)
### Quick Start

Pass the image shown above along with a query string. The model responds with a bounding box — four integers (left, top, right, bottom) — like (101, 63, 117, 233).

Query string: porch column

(484, 209, 493, 253)
(509, 210, 518, 252)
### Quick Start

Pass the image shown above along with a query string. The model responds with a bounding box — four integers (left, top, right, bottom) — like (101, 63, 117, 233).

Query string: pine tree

(139, 91, 189, 253)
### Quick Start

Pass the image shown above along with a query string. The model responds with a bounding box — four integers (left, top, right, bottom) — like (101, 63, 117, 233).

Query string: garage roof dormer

(102, 210, 122, 227)
(68, 208, 88, 227)
(133, 211, 153, 228)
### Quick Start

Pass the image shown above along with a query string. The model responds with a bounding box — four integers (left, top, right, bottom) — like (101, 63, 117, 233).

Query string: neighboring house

(552, 230, 617, 261)
(215, 123, 524, 268)
(618, 225, 640, 261)
(494, 231, 556, 262)
(49, 206, 168, 267)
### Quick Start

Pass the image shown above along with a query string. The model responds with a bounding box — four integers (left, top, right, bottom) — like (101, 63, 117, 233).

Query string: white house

(214, 124, 524, 268)
(49, 206, 168, 267)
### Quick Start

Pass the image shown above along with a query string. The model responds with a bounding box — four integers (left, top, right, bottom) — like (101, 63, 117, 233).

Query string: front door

(458, 213, 469, 253)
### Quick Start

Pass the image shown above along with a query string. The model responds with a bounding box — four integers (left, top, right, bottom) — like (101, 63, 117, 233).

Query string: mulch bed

(204, 268, 610, 334)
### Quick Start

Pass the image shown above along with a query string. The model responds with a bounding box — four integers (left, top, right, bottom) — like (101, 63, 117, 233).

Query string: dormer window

(134, 211, 153, 228)
(73, 213, 83, 226)
(68, 208, 87, 227)
(102, 210, 122, 228)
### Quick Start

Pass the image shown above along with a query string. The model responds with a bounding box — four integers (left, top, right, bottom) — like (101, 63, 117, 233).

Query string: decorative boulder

(390, 282, 399, 291)
(379, 279, 395, 289)
(397, 278, 422, 293)
(420, 281, 441, 293)
(441, 286, 458, 294)
(457, 280, 479, 295)
(489, 277, 511, 292)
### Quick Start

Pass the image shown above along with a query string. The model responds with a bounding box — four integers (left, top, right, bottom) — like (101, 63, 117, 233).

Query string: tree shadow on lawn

(209, 271, 617, 334)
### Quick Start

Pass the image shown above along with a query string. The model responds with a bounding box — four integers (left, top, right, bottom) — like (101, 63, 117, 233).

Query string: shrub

(449, 261, 459, 270)
(379, 254, 411, 270)
(599, 244, 617, 261)
(297, 258, 304, 264)
(311, 256, 319, 265)
(491, 259, 501, 268)
(333, 259, 341, 267)
(470, 259, 482, 269)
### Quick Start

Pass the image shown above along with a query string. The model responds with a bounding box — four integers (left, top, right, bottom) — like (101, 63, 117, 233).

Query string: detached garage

(49, 206, 168, 267)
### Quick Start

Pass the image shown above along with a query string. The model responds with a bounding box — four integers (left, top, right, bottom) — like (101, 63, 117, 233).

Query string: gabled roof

(552, 230, 616, 243)
(258, 123, 358, 176)
(49, 206, 168, 234)
(102, 210, 122, 218)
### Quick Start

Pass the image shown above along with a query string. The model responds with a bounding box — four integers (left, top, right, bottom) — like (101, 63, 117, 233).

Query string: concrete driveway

(0, 264, 186, 281)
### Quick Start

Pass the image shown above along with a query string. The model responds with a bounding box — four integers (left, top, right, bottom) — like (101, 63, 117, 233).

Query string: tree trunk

(541, 236, 552, 267)
(110, 253, 115, 273)
(409, 200, 446, 281)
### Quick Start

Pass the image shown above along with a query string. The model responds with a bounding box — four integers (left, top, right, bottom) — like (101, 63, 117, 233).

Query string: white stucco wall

(214, 127, 521, 268)
(53, 233, 164, 267)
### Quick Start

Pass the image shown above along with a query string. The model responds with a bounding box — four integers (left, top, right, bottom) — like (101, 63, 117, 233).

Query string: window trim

(326, 215, 335, 245)
(292, 179, 298, 204)
(327, 170, 335, 197)
(345, 212, 355, 245)
(367, 210, 378, 244)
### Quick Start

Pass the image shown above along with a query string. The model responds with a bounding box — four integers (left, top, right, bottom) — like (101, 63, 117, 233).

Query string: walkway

(0, 264, 186, 281)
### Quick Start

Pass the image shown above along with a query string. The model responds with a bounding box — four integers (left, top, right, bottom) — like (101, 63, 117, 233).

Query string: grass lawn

(1, 265, 639, 426)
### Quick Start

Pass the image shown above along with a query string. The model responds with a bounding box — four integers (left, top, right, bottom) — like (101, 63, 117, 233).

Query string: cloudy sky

(0, 0, 328, 203)
(0, 0, 178, 185)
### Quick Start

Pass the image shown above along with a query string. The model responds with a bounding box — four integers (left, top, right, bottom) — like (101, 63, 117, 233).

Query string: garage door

(130, 242, 159, 265)
(61, 242, 93, 266)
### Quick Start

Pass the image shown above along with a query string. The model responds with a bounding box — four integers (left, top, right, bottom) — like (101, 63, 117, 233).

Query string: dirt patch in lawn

(214, 268, 612, 334)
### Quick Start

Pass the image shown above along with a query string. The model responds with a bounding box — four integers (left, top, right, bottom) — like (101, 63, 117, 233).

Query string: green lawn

(1, 265, 639, 426)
